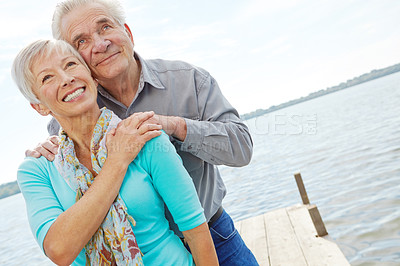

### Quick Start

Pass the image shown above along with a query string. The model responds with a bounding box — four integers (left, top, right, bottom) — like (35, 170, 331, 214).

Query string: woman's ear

(30, 103, 51, 116)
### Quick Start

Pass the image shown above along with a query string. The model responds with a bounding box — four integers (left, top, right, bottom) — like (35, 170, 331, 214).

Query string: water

(221, 71, 400, 265)
(0, 194, 53, 265)
(1, 72, 400, 265)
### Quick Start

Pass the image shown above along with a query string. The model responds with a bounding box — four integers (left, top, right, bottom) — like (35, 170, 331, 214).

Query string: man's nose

(93, 34, 111, 53)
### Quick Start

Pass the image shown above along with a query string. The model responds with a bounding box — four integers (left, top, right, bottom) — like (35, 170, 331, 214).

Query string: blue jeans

(209, 210, 259, 265)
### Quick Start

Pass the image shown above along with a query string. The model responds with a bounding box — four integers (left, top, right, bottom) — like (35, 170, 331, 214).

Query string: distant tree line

(0, 181, 20, 200)
(241, 63, 400, 120)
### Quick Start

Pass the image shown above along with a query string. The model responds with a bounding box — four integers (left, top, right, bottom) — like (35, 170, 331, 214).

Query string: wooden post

(307, 204, 328, 237)
(294, 173, 328, 237)
(294, 173, 310, 205)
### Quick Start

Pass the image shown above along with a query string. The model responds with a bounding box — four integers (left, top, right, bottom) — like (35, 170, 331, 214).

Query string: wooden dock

(234, 173, 350, 265)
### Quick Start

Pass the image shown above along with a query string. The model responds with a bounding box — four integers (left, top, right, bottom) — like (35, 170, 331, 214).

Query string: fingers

(43, 137, 60, 155)
(141, 130, 162, 142)
(137, 124, 162, 135)
(25, 149, 41, 158)
(32, 144, 56, 161)
(48, 135, 60, 145)
(125, 111, 155, 128)
(25, 136, 60, 161)
(118, 111, 162, 137)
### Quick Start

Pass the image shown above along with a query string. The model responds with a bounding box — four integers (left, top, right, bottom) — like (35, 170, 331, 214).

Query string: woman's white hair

(11, 39, 90, 104)
(52, 0, 126, 40)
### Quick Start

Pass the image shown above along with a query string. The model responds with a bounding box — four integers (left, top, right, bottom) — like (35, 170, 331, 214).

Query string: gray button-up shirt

(48, 53, 253, 224)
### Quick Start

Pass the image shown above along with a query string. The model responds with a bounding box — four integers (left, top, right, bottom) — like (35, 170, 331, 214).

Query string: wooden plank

(240, 214, 269, 265)
(264, 208, 307, 266)
(308, 204, 328, 236)
(286, 205, 350, 266)
(294, 173, 310, 204)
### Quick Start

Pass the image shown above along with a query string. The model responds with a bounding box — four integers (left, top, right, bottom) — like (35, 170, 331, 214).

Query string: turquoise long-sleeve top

(17, 132, 206, 265)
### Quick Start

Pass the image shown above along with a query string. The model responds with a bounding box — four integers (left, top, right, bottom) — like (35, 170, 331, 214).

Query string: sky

(1, 0, 400, 185)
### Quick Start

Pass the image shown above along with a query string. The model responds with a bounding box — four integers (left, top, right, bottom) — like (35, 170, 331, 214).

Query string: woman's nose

(62, 73, 75, 87)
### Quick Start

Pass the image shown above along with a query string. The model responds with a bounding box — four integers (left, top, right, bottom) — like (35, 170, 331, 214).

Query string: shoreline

(241, 63, 400, 120)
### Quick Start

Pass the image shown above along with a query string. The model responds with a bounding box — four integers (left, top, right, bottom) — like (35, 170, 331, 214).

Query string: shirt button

(188, 145, 192, 149)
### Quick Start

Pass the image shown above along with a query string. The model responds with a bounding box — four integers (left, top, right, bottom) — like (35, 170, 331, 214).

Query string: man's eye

(103, 25, 111, 30)
(42, 75, 51, 83)
(77, 39, 85, 49)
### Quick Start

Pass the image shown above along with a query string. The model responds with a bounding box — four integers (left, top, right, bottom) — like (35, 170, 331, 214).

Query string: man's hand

(25, 135, 60, 161)
(106, 111, 162, 167)
(148, 114, 187, 141)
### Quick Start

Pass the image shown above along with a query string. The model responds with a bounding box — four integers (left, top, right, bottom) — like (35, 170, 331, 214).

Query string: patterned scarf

(54, 108, 143, 265)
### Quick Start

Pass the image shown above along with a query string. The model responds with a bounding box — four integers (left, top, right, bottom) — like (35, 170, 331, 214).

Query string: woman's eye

(42, 75, 51, 83)
(66, 61, 77, 68)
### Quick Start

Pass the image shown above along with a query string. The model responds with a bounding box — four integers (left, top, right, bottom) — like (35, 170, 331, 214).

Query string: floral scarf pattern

(54, 108, 143, 265)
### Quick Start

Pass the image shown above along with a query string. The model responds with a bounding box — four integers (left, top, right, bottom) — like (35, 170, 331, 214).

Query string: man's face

(61, 3, 134, 81)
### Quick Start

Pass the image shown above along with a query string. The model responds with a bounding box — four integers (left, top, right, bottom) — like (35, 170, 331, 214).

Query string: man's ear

(30, 103, 51, 116)
(124, 23, 134, 44)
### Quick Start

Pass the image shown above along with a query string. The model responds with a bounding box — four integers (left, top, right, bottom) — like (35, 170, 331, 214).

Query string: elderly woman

(12, 39, 218, 266)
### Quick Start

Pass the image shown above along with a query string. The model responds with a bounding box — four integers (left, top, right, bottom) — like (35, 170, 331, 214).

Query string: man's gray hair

(11, 39, 90, 104)
(52, 0, 126, 40)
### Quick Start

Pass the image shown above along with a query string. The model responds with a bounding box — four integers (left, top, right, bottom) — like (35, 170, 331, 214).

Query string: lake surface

(1, 72, 400, 265)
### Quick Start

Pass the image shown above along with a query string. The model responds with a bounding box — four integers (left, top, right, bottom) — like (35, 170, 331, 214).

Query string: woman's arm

(42, 112, 161, 265)
(142, 132, 218, 265)
(43, 157, 129, 265)
(183, 223, 219, 266)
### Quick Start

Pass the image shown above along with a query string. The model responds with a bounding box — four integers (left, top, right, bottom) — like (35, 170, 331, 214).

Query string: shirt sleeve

(142, 132, 206, 232)
(47, 117, 60, 136)
(175, 70, 253, 167)
(17, 157, 63, 252)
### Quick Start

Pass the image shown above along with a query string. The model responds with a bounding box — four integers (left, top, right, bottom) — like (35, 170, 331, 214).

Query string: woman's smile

(63, 87, 86, 102)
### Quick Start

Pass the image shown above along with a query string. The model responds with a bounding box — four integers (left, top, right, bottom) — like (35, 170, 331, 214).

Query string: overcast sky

(1, 0, 400, 185)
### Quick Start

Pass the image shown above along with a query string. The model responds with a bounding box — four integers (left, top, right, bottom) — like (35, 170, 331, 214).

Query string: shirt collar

(135, 52, 165, 90)
(97, 52, 165, 100)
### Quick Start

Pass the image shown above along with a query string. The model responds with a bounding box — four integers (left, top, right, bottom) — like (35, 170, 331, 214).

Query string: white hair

(11, 39, 90, 103)
(52, 0, 126, 40)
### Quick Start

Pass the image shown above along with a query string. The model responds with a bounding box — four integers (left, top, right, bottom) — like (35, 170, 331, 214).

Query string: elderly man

(29, 0, 257, 264)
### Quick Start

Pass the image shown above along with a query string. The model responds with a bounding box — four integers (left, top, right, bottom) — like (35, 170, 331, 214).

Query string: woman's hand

(106, 111, 162, 168)
(147, 114, 187, 141)
(183, 223, 219, 266)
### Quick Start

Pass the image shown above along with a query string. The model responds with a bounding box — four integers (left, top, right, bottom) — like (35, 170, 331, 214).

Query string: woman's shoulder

(19, 156, 54, 171)
(17, 156, 57, 183)
(141, 131, 176, 155)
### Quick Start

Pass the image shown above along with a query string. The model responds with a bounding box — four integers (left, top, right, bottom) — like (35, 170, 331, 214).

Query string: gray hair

(52, 0, 126, 40)
(11, 39, 90, 104)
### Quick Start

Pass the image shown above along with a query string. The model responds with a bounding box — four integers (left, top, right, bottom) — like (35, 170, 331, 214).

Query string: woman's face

(31, 49, 98, 119)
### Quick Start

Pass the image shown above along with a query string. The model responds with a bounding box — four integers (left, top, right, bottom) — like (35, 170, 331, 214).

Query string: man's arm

(152, 72, 253, 167)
